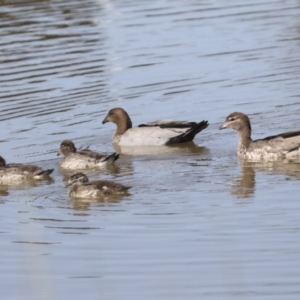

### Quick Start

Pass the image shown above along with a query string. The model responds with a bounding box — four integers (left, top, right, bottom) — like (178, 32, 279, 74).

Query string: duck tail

(166, 120, 209, 145)
(104, 152, 120, 163)
(118, 185, 132, 194)
(34, 169, 54, 178)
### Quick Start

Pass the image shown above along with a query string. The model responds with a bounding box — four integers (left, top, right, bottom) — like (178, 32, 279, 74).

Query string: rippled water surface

(1, 0, 300, 299)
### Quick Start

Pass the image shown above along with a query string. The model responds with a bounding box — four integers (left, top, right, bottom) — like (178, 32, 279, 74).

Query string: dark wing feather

(138, 121, 198, 129)
(165, 120, 209, 145)
(261, 130, 300, 141)
(77, 149, 119, 163)
(91, 180, 131, 192)
(4, 163, 53, 176)
(34, 169, 54, 176)
(78, 149, 103, 159)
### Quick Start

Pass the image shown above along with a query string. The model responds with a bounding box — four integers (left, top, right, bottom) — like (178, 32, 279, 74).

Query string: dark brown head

(219, 112, 252, 133)
(65, 172, 89, 187)
(102, 107, 132, 135)
(58, 140, 77, 156)
(0, 156, 6, 168)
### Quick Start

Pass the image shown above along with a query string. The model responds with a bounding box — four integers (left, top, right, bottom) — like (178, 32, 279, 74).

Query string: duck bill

(219, 122, 228, 130)
(65, 182, 72, 188)
(102, 115, 109, 124)
(57, 150, 61, 156)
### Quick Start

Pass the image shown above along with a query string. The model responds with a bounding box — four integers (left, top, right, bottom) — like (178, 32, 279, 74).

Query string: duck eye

(229, 117, 235, 121)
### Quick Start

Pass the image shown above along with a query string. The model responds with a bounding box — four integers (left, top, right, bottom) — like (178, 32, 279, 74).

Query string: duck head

(219, 112, 252, 133)
(58, 140, 77, 156)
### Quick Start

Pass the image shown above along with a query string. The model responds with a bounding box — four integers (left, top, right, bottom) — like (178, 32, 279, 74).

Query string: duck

(65, 172, 131, 198)
(57, 140, 119, 170)
(102, 107, 209, 146)
(0, 155, 53, 184)
(219, 112, 300, 160)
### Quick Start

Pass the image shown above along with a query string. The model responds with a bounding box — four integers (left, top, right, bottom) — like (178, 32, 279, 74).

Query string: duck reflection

(0, 177, 54, 197)
(70, 193, 129, 211)
(0, 185, 9, 196)
(113, 142, 209, 156)
(232, 159, 300, 199)
(231, 161, 255, 199)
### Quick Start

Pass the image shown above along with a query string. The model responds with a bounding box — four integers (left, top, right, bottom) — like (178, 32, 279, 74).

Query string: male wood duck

(102, 107, 209, 146)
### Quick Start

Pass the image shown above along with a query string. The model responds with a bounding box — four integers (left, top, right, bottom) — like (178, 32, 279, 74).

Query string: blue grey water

(1, 0, 300, 299)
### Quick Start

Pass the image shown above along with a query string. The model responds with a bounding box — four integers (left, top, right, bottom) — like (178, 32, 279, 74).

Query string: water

(1, 0, 300, 299)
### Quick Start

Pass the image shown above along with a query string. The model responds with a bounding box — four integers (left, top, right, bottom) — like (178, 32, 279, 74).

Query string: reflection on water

(1, 0, 300, 299)
(232, 159, 300, 199)
(113, 142, 208, 156)
(250, 160, 300, 180)
(59, 162, 123, 181)
(0, 186, 9, 196)
(0, 177, 54, 189)
(231, 163, 255, 199)
(70, 193, 129, 211)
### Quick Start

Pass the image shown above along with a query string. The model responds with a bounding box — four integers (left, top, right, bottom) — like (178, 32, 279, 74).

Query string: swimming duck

(102, 107, 209, 146)
(0, 155, 53, 183)
(58, 140, 119, 170)
(219, 112, 300, 159)
(66, 172, 131, 198)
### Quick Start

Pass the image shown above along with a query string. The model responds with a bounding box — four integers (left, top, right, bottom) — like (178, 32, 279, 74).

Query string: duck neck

(115, 116, 132, 136)
(237, 127, 252, 152)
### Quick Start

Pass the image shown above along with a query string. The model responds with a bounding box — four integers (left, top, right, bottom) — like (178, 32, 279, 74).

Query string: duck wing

(5, 163, 38, 173)
(4, 163, 53, 178)
(119, 120, 208, 146)
(139, 120, 199, 128)
(252, 130, 300, 153)
(78, 149, 119, 163)
(87, 180, 131, 195)
(93, 180, 130, 190)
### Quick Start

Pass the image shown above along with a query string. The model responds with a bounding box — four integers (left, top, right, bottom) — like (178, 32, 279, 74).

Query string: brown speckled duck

(0, 155, 53, 184)
(58, 140, 119, 170)
(65, 172, 131, 199)
(220, 112, 300, 160)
